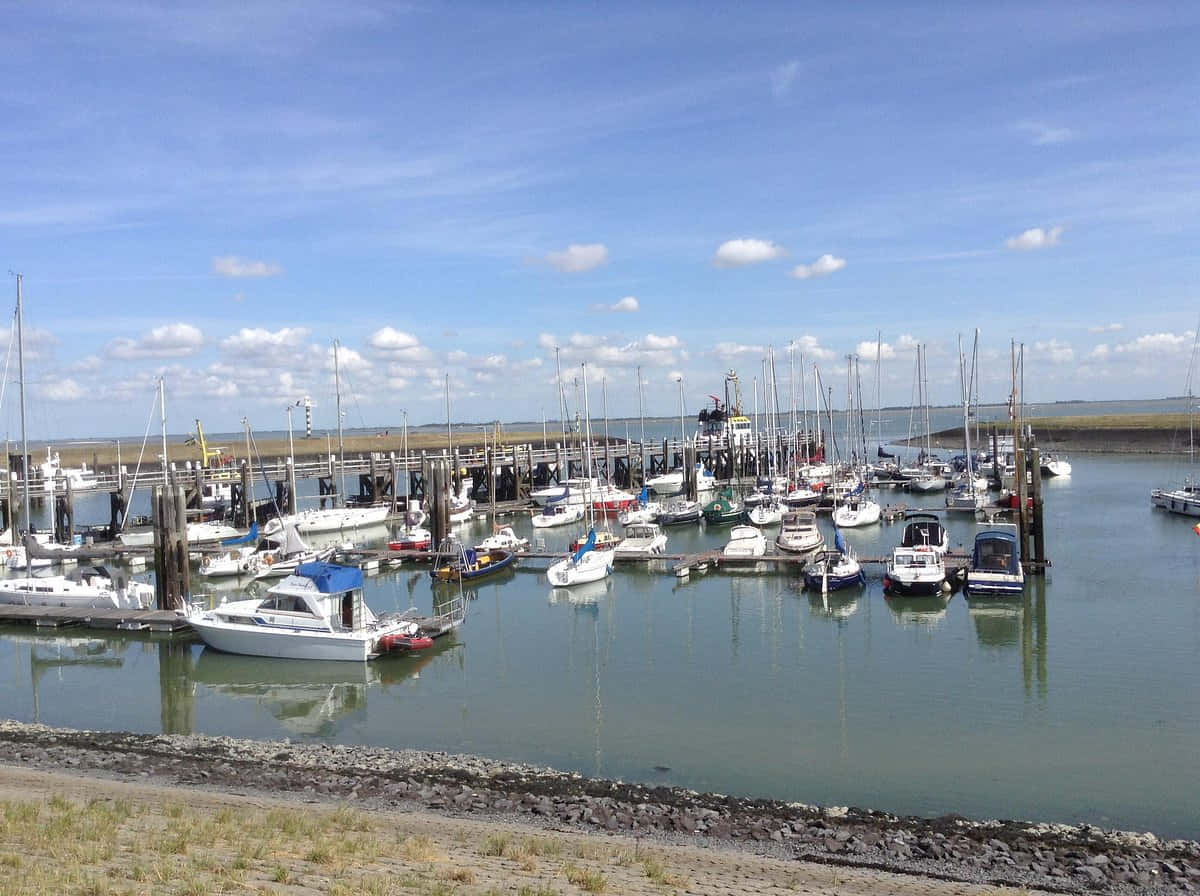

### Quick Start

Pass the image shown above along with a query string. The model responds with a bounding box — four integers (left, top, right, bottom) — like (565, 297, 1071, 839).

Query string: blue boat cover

(221, 521, 258, 546)
(296, 562, 363, 593)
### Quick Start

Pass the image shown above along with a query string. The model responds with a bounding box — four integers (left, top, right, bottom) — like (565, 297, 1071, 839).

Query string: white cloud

(220, 327, 310, 369)
(714, 341, 765, 360)
(771, 60, 800, 97)
(713, 238, 784, 268)
(40, 377, 84, 401)
(212, 255, 283, 277)
(1005, 226, 1064, 251)
(793, 333, 834, 361)
(367, 326, 432, 361)
(1114, 331, 1194, 355)
(855, 338, 916, 361)
(326, 344, 371, 375)
(1016, 121, 1075, 146)
(1034, 338, 1074, 363)
(643, 334, 678, 350)
(537, 332, 556, 349)
(1089, 344, 1110, 359)
(667, 370, 683, 383)
(108, 322, 204, 359)
(592, 296, 639, 313)
(1087, 322, 1124, 333)
(545, 243, 609, 273)
(790, 253, 846, 279)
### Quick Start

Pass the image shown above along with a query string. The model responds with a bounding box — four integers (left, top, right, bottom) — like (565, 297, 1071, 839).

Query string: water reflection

(885, 593, 952, 626)
(18, 633, 128, 722)
(192, 645, 440, 738)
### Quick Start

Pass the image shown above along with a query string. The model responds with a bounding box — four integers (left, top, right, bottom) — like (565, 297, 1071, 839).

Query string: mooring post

(684, 441, 697, 501)
(239, 460, 252, 528)
(1029, 446, 1046, 575)
(1014, 430, 1029, 566)
(153, 484, 190, 611)
(429, 459, 451, 550)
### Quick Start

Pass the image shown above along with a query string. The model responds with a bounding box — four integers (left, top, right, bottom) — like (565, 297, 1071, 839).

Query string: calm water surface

(2, 448, 1198, 839)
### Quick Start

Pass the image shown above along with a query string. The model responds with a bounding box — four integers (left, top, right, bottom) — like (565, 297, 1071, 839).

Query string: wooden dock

(0, 604, 191, 633)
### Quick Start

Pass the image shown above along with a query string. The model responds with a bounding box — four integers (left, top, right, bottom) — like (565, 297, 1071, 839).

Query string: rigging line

(246, 428, 286, 522)
(117, 382, 163, 533)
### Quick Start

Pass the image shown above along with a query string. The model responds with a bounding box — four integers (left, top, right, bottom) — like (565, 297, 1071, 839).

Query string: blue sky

(2, 2, 1198, 439)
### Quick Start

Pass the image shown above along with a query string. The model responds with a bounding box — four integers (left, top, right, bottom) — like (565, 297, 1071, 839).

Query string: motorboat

(723, 524, 766, 558)
(475, 526, 529, 553)
(898, 512, 949, 555)
(546, 529, 614, 586)
(186, 562, 437, 661)
(0, 565, 154, 610)
(531, 499, 586, 528)
(775, 510, 824, 558)
(883, 545, 948, 597)
(747, 499, 783, 527)
(1040, 454, 1072, 477)
(657, 499, 703, 527)
(430, 546, 516, 583)
(645, 469, 684, 496)
(702, 487, 743, 525)
(1151, 482, 1200, 517)
(783, 483, 822, 508)
(37, 448, 99, 493)
(965, 523, 1025, 597)
(612, 522, 667, 559)
(831, 493, 881, 527)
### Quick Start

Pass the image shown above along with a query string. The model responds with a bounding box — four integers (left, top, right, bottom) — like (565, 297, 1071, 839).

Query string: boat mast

(14, 274, 30, 532)
(555, 347, 568, 444)
(677, 375, 685, 469)
(334, 339, 344, 506)
(159, 375, 168, 487)
(581, 362, 595, 530)
(444, 372, 453, 462)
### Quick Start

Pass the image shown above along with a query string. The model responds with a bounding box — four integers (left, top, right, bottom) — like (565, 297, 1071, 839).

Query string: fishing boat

(612, 522, 667, 559)
(723, 524, 767, 558)
(430, 546, 516, 583)
(964, 523, 1025, 597)
(702, 487, 744, 525)
(0, 566, 154, 610)
(185, 562, 437, 661)
(775, 510, 824, 558)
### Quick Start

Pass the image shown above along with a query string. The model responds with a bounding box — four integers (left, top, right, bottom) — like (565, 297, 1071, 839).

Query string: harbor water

(1, 431, 1198, 840)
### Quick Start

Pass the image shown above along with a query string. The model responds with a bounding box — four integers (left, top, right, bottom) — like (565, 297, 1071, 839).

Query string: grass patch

(564, 864, 607, 892)
(399, 833, 445, 863)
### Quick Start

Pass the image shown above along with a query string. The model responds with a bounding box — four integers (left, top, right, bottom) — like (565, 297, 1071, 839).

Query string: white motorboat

(0, 566, 153, 610)
(645, 469, 683, 496)
(783, 483, 822, 508)
(965, 523, 1025, 597)
(832, 494, 881, 527)
(898, 512, 949, 555)
(475, 526, 530, 553)
(546, 529, 615, 586)
(775, 510, 825, 557)
(747, 499, 783, 526)
(37, 448, 99, 493)
(185, 562, 442, 661)
(1040, 454, 1072, 477)
(883, 545, 948, 596)
(723, 524, 766, 558)
(612, 522, 667, 559)
(531, 500, 585, 528)
(1152, 482, 1200, 517)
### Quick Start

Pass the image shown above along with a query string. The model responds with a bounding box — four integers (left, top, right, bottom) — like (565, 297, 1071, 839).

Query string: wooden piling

(152, 485, 189, 611)
(239, 460, 252, 528)
(1029, 446, 1046, 575)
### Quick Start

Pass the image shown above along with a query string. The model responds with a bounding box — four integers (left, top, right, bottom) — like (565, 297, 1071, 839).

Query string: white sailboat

(946, 332, 987, 513)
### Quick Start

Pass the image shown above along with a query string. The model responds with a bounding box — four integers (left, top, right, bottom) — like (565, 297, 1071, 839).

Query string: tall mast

(555, 347, 568, 443)
(334, 339, 344, 506)
(159, 375, 168, 487)
(677, 375, 685, 465)
(444, 372, 453, 460)
(14, 274, 30, 531)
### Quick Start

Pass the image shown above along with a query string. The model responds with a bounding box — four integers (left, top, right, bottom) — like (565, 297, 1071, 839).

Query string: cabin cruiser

(775, 510, 824, 557)
(186, 562, 437, 661)
(898, 512, 950, 555)
(612, 522, 668, 559)
(965, 524, 1025, 597)
(0, 565, 153, 610)
(723, 524, 767, 558)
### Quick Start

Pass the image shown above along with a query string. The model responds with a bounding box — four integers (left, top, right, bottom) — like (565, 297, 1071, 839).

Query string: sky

(1, 2, 1198, 440)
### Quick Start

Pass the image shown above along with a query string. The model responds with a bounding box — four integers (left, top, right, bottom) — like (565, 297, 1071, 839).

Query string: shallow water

(2, 446, 1199, 839)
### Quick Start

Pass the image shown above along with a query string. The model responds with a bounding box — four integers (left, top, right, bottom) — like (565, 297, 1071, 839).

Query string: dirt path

(0, 766, 1040, 895)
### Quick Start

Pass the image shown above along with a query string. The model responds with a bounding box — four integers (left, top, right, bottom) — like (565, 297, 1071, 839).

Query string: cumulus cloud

(714, 341, 765, 360)
(546, 331, 684, 368)
(771, 60, 800, 97)
(713, 238, 784, 268)
(212, 255, 283, 277)
(219, 327, 312, 370)
(1034, 338, 1075, 363)
(40, 377, 84, 401)
(1016, 121, 1075, 146)
(1089, 344, 1111, 359)
(791, 253, 846, 279)
(1114, 331, 1194, 355)
(793, 333, 835, 360)
(592, 296, 639, 313)
(854, 337, 916, 360)
(367, 326, 432, 361)
(545, 243, 609, 273)
(108, 322, 204, 359)
(1087, 322, 1123, 333)
(1005, 226, 1064, 251)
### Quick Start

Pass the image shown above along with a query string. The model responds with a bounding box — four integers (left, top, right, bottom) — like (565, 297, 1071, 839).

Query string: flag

(1193, 522, 1200, 537)
(572, 527, 596, 563)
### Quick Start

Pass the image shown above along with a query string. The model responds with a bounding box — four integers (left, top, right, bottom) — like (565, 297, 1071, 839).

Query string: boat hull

(187, 616, 375, 661)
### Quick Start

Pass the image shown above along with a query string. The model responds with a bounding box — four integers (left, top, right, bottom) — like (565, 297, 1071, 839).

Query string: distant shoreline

(916, 414, 1197, 455)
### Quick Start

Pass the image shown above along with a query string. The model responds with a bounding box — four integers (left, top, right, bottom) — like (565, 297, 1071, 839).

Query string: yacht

(965, 524, 1025, 597)
(0, 566, 153, 610)
(775, 510, 824, 558)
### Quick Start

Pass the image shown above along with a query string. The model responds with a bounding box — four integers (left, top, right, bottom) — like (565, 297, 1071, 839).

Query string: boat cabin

(899, 513, 948, 551)
(247, 562, 370, 632)
(971, 527, 1020, 575)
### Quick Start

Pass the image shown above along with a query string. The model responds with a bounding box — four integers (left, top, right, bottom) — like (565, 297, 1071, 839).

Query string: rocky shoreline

(1, 721, 1195, 893)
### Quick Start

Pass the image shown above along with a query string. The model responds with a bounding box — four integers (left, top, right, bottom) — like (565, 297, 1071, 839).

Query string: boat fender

(264, 554, 274, 565)
(4, 550, 10, 558)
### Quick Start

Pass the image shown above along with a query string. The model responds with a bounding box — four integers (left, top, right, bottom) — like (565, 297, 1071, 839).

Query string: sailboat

(831, 356, 880, 527)
(946, 332, 987, 513)
(1151, 326, 1200, 516)
(263, 341, 389, 536)
(546, 363, 615, 587)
